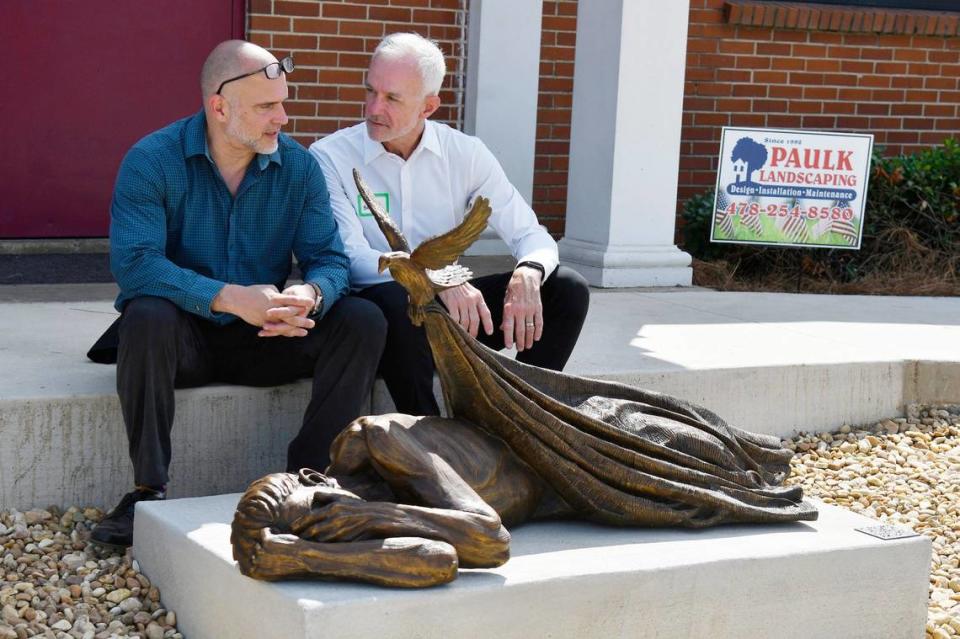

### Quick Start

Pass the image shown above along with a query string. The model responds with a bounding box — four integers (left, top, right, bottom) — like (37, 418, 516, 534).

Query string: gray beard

(227, 119, 278, 155)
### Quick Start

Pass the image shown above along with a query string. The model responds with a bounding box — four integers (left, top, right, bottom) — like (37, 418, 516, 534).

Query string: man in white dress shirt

(310, 32, 589, 416)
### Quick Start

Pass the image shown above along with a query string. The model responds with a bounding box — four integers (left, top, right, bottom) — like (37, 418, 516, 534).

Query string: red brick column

(532, 0, 577, 237)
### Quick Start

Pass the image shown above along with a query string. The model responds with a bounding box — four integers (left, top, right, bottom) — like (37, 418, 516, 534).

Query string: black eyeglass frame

(216, 56, 295, 95)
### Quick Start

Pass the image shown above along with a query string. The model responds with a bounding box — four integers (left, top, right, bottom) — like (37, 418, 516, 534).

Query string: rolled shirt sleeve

(468, 139, 559, 278)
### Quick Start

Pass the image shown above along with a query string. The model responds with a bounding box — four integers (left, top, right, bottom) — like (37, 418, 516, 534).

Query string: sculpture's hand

(437, 283, 494, 338)
(290, 500, 402, 542)
(502, 266, 543, 352)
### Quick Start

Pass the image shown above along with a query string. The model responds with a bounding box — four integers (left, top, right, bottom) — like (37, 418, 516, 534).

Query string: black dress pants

(358, 265, 590, 416)
(116, 295, 386, 487)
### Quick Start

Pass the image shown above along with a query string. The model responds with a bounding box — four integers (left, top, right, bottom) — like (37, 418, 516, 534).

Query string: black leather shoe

(90, 488, 165, 548)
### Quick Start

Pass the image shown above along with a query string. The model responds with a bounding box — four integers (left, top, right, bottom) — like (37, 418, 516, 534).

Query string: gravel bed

(786, 403, 960, 639)
(3, 403, 958, 637)
(0, 509, 180, 639)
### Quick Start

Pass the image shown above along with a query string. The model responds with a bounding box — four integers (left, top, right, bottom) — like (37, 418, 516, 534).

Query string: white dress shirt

(309, 120, 559, 289)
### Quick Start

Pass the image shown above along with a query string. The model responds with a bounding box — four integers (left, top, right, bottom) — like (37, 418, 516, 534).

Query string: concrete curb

(3, 360, 955, 510)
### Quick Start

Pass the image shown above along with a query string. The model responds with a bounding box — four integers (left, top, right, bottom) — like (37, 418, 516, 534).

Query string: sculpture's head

(231, 468, 348, 575)
(377, 251, 409, 274)
(232, 471, 298, 573)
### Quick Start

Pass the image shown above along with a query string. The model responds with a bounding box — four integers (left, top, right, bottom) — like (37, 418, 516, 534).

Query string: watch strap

(306, 282, 324, 317)
(515, 260, 546, 279)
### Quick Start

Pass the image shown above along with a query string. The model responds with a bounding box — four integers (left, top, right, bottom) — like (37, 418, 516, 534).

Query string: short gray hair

(372, 32, 446, 97)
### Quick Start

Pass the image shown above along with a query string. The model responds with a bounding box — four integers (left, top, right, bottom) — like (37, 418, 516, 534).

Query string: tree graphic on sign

(731, 137, 768, 184)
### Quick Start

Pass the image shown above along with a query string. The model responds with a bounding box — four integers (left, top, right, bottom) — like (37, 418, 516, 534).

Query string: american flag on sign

(830, 200, 859, 245)
(775, 198, 809, 243)
(714, 189, 734, 237)
(810, 204, 834, 239)
(740, 200, 763, 236)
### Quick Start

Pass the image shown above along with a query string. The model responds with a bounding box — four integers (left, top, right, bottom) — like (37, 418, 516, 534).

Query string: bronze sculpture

(231, 170, 817, 587)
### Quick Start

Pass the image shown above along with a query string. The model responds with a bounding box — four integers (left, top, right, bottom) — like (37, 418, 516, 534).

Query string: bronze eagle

(352, 168, 492, 326)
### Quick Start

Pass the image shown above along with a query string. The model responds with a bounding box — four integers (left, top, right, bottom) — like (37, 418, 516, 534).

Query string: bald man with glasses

(88, 40, 385, 548)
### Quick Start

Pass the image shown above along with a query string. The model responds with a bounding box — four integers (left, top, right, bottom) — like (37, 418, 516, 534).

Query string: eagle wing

(426, 264, 474, 290)
(410, 196, 492, 271)
(352, 168, 410, 253)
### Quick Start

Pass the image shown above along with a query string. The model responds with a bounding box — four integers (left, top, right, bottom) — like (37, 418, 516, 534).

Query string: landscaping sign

(711, 128, 874, 249)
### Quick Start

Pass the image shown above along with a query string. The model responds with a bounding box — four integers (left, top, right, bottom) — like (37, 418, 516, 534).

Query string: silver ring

(524, 321, 535, 326)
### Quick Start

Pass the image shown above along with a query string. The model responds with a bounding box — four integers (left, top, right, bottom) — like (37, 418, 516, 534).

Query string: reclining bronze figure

(231, 170, 817, 587)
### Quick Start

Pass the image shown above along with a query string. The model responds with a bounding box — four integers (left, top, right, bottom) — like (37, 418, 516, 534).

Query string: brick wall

(532, 0, 578, 236)
(247, 0, 467, 149)
(250, 0, 577, 238)
(523, 0, 960, 226)
(680, 0, 960, 208)
(256, 0, 960, 236)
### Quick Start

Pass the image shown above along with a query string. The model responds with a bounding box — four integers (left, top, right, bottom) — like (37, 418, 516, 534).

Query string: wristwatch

(515, 261, 546, 279)
(306, 282, 324, 317)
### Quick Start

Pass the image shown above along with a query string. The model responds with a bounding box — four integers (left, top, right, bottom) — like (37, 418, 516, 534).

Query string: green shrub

(866, 138, 960, 254)
(679, 190, 717, 261)
(680, 140, 960, 292)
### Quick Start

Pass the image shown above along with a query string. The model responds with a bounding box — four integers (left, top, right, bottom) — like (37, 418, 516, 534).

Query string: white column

(463, 0, 543, 256)
(559, 0, 692, 287)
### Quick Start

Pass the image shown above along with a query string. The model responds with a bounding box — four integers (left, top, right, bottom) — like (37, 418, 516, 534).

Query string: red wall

(0, 1, 243, 238)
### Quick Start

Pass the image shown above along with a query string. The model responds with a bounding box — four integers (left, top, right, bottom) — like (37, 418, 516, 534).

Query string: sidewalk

(1, 282, 958, 509)
(1, 283, 957, 401)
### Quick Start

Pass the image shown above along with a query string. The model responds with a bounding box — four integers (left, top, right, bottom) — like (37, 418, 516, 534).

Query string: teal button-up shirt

(110, 110, 349, 323)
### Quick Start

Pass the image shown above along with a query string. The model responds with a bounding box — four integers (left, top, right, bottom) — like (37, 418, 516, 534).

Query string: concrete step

(2, 290, 959, 510)
(133, 494, 930, 639)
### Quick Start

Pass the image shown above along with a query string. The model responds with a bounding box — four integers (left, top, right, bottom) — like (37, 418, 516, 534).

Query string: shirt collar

(362, 119, 443, 164)
(362, 126, 387, 165)
(418, 120, 442, 158)
(184, 108, 282, 169)
(184, 110, 208, 159)
(259, 146, 282, 170)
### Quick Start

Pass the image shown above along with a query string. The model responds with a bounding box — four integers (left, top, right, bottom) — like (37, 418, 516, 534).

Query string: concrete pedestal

(134, 495, 929, 639)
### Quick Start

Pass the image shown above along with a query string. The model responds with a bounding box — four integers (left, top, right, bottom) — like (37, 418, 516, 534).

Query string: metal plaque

(855, 525, 920, 541)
